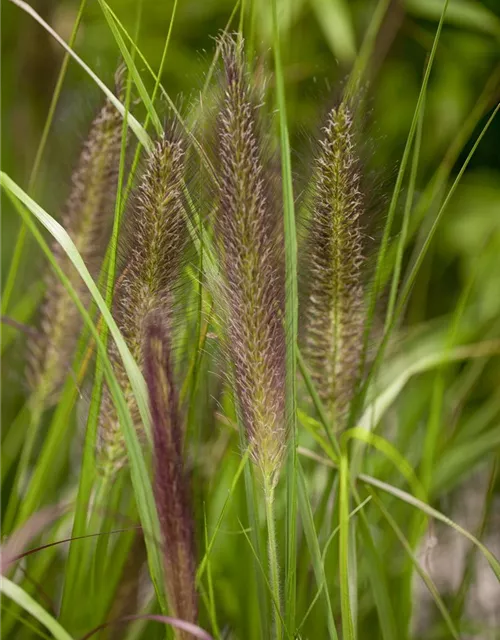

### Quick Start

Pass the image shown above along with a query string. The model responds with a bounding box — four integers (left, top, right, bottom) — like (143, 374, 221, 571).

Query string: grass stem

(264, 480, 282, 640)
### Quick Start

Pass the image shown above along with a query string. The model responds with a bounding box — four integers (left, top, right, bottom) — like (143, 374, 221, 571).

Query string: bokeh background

(2, 0, 500, 637)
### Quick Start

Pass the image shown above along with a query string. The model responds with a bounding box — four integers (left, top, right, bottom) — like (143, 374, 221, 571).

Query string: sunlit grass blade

(358, 340, 500, 434)
(309, 0, 356, 64)
(1, 577, 73, 640)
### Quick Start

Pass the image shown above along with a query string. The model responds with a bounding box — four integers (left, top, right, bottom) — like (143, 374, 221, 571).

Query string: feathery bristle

(98, 134, 187, 474)
(304, 103, 365, 426)
(216, 35, 286, 485)
(27, 72, 126, 408)
(143, 312, 197, 633)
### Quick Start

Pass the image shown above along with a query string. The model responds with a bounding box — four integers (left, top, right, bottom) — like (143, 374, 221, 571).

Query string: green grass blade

(433, 428, 500, 494)
(1, 577, 74, 640)
(380, 64, 500, 291)
(362, 102, 500, 419)
(359, 474, 500, 580)
(339, 455, 355, 640)
(203, 507, 220, 639)
(59, 30, 137, 619)
(298, 348, 340, 458)
(355, 507, 398, 640)
(238, 521, 288, 635)
(1, 405, 30, 483)
(385, 90, 424, 330)
(365, 0, 449, 351)
(345, 0, 391, 99)
(395, 102, 500, 322)
(370, 491, 460, 639)
(96, 0, 163, 137)
(358, 340, 500, 435)
(271, 0, 299, 631)
(196, 449, 250, 583)
(297, 463, 338, 639)
(343, 427, 425, 500)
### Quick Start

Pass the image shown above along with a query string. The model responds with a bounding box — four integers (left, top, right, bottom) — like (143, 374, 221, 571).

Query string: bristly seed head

(216, 34, 286, 486)
(304, 103, 365, 427)
(98, 133, 187, 475)
(27, 71, 126, 409)
(143, 311, 197, 634)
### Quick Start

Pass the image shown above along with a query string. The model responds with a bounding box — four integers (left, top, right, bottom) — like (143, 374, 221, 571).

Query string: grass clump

(2, 2, 500, 639)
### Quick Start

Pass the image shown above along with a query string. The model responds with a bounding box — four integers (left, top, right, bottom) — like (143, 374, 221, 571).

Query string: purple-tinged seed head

(143, 311, 197, 636)
(215, 34, 286, 486)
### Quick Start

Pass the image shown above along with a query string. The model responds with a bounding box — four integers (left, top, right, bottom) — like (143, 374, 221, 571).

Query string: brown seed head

(304, 103, 365, 427)
(216, 35, 286, 485)
(143, 311, 197, 634)
(98, 134, 187, 475)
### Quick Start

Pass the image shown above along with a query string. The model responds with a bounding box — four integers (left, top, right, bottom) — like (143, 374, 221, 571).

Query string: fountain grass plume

(143, 311, 197, 635)
(27, 69, 126, 410)
(98, 131, 187, 475)
(304, 102, 365, 428)
(215, 34, 286, 488)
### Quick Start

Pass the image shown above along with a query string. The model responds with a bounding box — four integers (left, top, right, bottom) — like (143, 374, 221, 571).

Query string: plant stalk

(265, 479, 282, 640)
